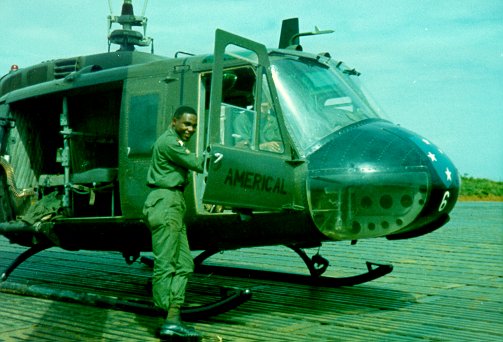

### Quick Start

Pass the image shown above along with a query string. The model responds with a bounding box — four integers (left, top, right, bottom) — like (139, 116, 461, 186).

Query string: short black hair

(173, 105, 197, 119)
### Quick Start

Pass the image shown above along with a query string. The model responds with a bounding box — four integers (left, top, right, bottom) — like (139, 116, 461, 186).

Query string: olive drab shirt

(147, 126, 204, 189)
(233, 111, 281, 148)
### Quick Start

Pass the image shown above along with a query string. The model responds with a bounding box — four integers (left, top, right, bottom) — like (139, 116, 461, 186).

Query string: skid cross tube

(287, 245, 329, 277)
(1, 242, 53, 281)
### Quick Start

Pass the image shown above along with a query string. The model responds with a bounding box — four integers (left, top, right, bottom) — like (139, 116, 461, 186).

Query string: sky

(1, 0, 502, 181)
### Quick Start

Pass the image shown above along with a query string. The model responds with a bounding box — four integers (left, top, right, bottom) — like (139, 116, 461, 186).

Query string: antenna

(279, 18, 334, 50)
(288, 26, 334, 47)
(107, 0, 153, 52)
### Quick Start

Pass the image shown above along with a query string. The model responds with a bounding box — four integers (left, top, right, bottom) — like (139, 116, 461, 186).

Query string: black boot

(159, 306, 201, 341)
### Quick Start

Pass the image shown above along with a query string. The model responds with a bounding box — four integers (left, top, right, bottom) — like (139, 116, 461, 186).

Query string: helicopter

(0, 1, 459, 316)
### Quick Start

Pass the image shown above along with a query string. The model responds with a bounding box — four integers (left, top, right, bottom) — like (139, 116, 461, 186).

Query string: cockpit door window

(199, 30, 298, 212)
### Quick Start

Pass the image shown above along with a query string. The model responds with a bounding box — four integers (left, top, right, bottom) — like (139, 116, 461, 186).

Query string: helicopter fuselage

(0, 29, 459, 259)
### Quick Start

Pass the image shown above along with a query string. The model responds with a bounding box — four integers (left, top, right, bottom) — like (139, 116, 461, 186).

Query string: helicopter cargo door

(201, 30, 297, 211)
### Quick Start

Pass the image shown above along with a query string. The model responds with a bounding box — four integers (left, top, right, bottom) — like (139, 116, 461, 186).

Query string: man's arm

(164, 142, 204, 173)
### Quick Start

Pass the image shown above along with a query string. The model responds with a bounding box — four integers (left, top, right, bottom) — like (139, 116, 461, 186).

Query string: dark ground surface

(0, 202, 502, 341)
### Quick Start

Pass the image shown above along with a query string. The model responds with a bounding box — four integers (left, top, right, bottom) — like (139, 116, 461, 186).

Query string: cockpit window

(270, 56, 381, 154)
(214, 66, 284, 154)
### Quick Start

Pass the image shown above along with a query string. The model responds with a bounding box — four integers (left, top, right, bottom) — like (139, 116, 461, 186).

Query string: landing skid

(1, 246, 251, 320)
(1, 242, 53, 282)
(182, 286, 252, 321)
(139, 255, 252, 320)
(193, 246, 393, 287)
(0, 280, 250, 322)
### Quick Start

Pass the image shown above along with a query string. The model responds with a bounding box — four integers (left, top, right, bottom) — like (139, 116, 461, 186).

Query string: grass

(459, 176, 503, 201)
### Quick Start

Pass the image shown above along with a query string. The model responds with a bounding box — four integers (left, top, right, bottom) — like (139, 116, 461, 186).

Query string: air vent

(0, 73, 22, 95)
(27, 65, 49, 86)
(54, 58, 79, 79)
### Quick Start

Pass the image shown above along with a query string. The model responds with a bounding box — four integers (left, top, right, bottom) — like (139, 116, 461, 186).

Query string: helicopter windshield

(270, 56, 381, 154)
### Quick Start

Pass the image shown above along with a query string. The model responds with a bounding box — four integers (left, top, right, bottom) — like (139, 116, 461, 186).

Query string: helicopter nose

(306, 120, 459, 241)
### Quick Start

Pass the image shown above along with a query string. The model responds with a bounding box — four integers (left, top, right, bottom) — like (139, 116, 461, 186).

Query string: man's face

(172, 113, 198, 141)
(260, 102, 271, 114)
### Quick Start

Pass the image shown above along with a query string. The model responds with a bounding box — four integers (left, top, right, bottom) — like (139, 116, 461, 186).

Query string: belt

(147, 184, 185, 192)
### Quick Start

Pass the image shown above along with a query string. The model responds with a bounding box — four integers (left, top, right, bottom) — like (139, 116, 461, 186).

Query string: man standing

(143, 106, 203, 339)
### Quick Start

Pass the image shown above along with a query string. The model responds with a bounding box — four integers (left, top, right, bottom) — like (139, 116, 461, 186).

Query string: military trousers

(142, 188, 194, 312)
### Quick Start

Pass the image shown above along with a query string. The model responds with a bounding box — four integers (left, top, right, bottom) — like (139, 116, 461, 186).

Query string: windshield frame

(269, 52, 383, 156)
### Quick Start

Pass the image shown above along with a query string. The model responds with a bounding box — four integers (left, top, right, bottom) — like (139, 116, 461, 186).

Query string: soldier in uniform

(142, 105, 204, 339)
(233, 102, 283, 153)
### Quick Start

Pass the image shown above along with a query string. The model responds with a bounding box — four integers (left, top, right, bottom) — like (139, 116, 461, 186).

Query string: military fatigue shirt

(146, 126, 203, 189)
(233, 111, 281, 147)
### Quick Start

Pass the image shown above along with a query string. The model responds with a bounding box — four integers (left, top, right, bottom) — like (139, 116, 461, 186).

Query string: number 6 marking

(438, 191, 450, 212)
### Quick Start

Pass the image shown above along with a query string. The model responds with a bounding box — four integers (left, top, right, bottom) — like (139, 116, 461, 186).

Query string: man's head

(260, 102, 271, 113)
(172, 106, 197, 141)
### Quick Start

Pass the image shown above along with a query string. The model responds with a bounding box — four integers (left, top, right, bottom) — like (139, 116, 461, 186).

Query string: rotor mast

(107, 0, 152, 52)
